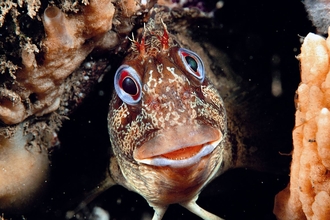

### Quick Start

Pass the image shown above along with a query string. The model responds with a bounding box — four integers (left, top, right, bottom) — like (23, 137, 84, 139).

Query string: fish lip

(133, 124, 223, 168)
(134, 141, 221, 168)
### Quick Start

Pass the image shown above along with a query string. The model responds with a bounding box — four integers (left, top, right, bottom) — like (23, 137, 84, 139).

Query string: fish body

(108, 19, 227, 220)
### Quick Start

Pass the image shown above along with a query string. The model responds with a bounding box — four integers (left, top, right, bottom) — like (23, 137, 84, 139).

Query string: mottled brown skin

(108, 20, 227, 219)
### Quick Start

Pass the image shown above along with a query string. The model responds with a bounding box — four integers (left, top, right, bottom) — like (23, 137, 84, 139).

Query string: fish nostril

(182, 91, 191, 99)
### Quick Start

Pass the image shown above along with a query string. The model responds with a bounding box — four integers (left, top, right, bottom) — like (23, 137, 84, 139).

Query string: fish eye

(114, 65, 142, 105)
(178, 48, 205, 83)
(122, 77, 137, 95)
(185, 56, 198, 72)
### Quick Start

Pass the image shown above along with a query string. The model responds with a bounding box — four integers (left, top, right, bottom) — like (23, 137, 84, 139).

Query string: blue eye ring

(178, 48, 205, 83)
(114, 65, 142, 105)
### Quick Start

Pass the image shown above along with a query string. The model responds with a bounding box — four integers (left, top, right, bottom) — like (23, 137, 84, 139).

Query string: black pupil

(185, 56, 198, 72)
(122, 77, 138, 95)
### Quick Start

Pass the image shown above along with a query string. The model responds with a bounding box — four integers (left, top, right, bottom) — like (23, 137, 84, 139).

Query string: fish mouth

(133, 124, 223, 168)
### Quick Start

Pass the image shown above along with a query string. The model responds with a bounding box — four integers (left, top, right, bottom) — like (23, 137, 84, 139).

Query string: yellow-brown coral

(274, 28, 330, 220)
(0, 124, 49, 210)
(0, 0, 115, 125)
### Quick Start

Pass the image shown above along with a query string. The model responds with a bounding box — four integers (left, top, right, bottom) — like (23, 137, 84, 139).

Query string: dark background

(17, 0, 316, 219)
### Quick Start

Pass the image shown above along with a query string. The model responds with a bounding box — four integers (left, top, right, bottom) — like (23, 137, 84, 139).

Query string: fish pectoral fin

(149, 203, 168, 220)
(65, 177, 115, 219)
(180, 195, 224, 220)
